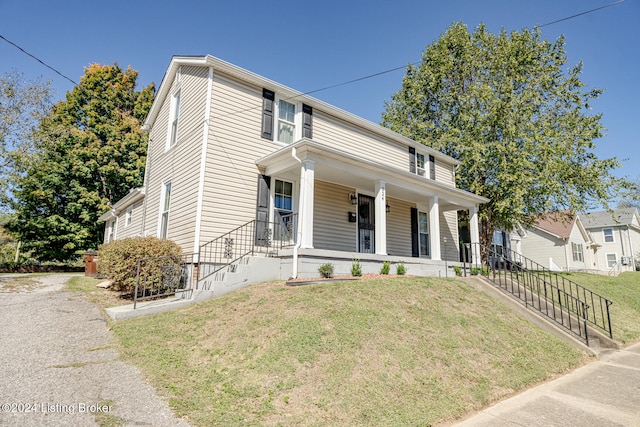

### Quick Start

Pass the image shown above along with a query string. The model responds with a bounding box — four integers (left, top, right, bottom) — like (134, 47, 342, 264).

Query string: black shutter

(302, 104, 313, 139)
(261, 89, 275, 140)
(410, 207, 419, 257)
(429, 155, 435, 180)
(409, 147, 416, 174)
(255, 174, 271, 245)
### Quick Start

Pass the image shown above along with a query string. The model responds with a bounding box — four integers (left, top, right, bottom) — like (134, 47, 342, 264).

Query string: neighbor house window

(572, 242, 583, 262)
(603, 228, 614, 243)
(606, 253, 617, 268)
(416, 153, 426, 177)
(418, 211, 430, 257)
(125, 206, 133, 227)
(159, 181, 171, 238)
(167, 90, 181, 149)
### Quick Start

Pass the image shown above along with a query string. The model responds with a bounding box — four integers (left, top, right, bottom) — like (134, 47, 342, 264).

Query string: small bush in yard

(318, 263, 334, 278)
(380, 261, 391, 275)
(351, 259, 362, 277)
(396, 262, 406, 275)
(453, 266, 462, 276)
(98, 237, 182, 293)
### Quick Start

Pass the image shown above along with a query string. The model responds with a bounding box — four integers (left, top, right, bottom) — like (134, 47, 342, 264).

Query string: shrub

(481, 266, 491, 276)
(318, 263, 334, 278)
(471, 267, 479, 276)
(351, 258, 362, 277)
(453, 266, 462, 276)
(396, 262, 406, 275)
(98, 237, 182, 293)
(380, 261, 391, 275)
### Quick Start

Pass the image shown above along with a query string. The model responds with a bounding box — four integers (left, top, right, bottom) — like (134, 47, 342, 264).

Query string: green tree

(0, 71, 53, 199)
(382, 22, 628, 248)
(7, 64, 155, 262)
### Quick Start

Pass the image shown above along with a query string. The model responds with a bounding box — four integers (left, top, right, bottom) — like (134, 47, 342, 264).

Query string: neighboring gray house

(579, 208, 640, 273)
(518, 211, 596, 272)
(99, 55, 488, 280)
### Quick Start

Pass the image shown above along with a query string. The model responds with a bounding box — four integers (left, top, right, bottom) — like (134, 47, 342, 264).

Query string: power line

(0, 34, 78, 87)
(539, 0, 624, 27)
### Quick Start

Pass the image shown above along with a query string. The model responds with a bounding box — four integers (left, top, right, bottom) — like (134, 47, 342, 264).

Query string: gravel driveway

(0, 274, 191, 427)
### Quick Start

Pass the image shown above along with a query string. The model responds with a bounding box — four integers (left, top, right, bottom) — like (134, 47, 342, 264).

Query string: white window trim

(158, 179, 172, 238)
(166, 87, 181, 151)
(603, 228, 615, 243)
(274, 95, 302, 145)
(269, 178, 297, 244)
(572, 242, 583, 262)
(606, 252, 618, 268)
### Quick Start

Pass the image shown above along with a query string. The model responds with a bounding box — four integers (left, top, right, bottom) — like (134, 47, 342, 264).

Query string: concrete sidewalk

(454, 342, 640, 426)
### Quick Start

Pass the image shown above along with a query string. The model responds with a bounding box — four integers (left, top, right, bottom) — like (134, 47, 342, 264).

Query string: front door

(358, 195, 375, 253)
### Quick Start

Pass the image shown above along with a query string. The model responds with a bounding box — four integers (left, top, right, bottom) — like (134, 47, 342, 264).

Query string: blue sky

(2, 0, 638, 182)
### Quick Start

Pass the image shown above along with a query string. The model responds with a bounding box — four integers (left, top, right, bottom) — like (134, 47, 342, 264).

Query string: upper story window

(278, 100, 296, 144)
(167, 89, 181, 150)
(261, 88, 312, 143)
(603, 228, 614, 243)
(409, 147, 435, 180)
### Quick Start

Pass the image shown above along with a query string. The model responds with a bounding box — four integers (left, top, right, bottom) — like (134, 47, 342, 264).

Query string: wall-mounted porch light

(349, 192, 358, 205)
(386, 204, 391, 213)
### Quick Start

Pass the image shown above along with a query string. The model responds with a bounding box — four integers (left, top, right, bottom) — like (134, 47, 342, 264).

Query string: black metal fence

(462, 243, 613, 345)
(133, 253, 196, 308)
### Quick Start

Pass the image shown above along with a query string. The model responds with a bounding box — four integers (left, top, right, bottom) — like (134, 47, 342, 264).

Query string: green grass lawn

(559, 272, 640, 344)
(106, 277, 589, 426)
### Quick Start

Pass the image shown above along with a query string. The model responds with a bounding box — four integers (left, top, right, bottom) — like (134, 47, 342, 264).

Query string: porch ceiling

(256, 139, 489, 211)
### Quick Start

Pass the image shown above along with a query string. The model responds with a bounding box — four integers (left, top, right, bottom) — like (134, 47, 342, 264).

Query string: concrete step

(105, 295, 193, 321)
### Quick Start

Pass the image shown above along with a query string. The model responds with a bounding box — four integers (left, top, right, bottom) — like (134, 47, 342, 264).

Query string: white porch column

(375, 181, 387, 255)
(298, 159, 315, 249)
(429, 196, 441, 261)
(469, 205, 480, 264)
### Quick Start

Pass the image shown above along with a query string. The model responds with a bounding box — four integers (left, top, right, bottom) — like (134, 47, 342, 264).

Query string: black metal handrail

(197, 214, 297, 285)
(133, 253, 196, 308)
(462, 242, 613, 344)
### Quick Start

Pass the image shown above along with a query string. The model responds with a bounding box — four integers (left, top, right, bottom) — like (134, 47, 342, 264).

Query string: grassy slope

(109, 277, 588, 426)
(560, 272, 640, 344)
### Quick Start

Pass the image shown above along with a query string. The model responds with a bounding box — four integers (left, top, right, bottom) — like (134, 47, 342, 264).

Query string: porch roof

(256, 139, 489, 211)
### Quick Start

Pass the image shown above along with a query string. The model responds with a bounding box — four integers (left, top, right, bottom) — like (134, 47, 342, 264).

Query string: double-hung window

(107, 220, 116, 243)
(167, 90, 181, 149)
(606, 253, 617, 268)
(274, 179, 294, 241)
(603, 228, 614, 243)
(277, 100, 296, 144)
(418, 211, 430, 257)
(409, 148, 435, 180)
(572, 242, 583, 262)
(261, 89, 313, 143)
(125, 206, 133, 227)
(160, 181, 172, 238)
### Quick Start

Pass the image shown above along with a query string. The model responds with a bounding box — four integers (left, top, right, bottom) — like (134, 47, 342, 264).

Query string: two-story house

(580, 208, 640, 273)
(99, 55, 488, 281)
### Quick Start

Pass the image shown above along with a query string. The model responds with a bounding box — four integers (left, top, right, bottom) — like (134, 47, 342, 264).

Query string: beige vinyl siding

(143, 66, 208, 251)
(313, 111, 456, 186)
(313, 181, 357, 252)
(386, 197, 412, 257)
(441, 210, 459, 261)
(198, 74, 277, 244)
(521, 228, 567, 270)
(114, 200, 144, 240)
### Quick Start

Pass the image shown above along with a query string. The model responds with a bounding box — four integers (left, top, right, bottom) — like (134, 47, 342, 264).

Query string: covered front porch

(256, 139, 487, 277)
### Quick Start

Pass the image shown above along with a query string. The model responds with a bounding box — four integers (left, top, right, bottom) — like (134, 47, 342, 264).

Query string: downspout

(628, 226, 636, 270)
(291, 147, 303, 279)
